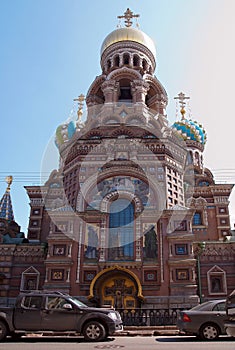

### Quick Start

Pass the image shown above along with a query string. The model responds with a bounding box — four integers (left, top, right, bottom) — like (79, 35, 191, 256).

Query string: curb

(23, 326, 179, 338)
(115, 326, 179, 336)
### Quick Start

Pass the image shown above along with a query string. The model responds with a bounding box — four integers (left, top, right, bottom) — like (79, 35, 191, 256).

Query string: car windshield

(68, 296, 88, 308)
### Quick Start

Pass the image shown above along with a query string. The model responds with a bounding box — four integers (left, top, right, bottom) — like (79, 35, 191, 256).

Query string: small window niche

(176, 269, 189, 281)
(20, 266, 40, 291)
(207, 265, 227, 295)
(175, 244, 188, 255)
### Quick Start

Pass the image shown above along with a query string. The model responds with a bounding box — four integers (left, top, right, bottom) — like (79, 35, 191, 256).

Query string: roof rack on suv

(53, 291, 69, 296)
(20, 290, 70, 296)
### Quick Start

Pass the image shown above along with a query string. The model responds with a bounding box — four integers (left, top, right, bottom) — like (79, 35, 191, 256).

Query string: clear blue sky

(1, 0, 235, 232)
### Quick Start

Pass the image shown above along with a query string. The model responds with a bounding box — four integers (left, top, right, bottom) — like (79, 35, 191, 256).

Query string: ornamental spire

(0, 176, 14, 221)
(174, 92, 190, 119)
(117, 8, 140, 28)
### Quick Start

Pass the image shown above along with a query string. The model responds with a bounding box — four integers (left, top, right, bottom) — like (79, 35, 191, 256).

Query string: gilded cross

(174, 92, 190, 109)
(73, 94, 85, 122)
(174, 92, 190, 118)
(5, 176, 13, 191)
(117, 8, 140, 27)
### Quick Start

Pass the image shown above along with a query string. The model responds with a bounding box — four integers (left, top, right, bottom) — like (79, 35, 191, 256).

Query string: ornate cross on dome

(5, 176, 13, 191)
(74, 94, 85, 122)
(117, 8, 140, 27)
(174, 92, 190, 119)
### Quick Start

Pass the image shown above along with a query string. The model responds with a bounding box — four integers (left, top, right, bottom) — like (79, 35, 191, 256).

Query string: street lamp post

(197, 242, 206, 304)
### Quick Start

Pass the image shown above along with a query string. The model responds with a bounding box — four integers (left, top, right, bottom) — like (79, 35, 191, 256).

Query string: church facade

(1, 9, 235, 309)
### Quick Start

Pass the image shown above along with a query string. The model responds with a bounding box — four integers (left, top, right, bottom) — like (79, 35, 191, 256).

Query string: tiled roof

(0, 177, 14, 221)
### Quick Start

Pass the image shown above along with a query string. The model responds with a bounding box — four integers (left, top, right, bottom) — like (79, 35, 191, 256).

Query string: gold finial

(73, 94, 85, 123)
(174, 92, 190, 119)
(117, 8, 140, 28)
(5, 176, 13, 191)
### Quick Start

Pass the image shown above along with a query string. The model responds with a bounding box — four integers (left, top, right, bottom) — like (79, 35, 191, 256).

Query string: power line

(0, 170, 235, 184)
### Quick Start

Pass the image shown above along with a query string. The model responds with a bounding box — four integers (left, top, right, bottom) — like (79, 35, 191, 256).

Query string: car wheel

(0, 321, 8, 341)
(83, 321, 106, 342)
(199, 323, 220, 340)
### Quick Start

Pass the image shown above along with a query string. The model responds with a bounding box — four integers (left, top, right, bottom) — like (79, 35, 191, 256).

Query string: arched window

(108, 199, 134, 261)
(186, 151, 193, 165)
(142, 59, 147, 71)
(133, 55, 139, 67)
(193, 212, 202, 225)
(107, 59, 111, 69)
(114, 55, 120, 67)
(118, 79, 132, 102)
(123, 53, 130, 65)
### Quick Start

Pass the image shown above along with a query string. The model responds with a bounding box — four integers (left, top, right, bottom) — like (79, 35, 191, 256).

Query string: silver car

(177, 299, 226, 340)
(224, 290, 235, 337)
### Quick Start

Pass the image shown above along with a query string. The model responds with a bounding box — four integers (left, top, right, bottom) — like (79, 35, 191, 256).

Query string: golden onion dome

(100, 27, 156, 58)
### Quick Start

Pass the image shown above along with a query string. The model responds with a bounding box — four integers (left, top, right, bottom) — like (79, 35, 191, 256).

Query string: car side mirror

(63, 303, 73, 310)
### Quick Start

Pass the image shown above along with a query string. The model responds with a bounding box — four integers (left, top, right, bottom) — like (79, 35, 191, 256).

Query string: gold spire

(5, 176, 13, 192)
(73, 94, 85, 123)
(117, 8, 140, 27)
(174, 92, 190, 119)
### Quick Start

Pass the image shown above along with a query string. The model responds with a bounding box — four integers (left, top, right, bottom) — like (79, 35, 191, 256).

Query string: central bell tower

(86, 8, 168, 124)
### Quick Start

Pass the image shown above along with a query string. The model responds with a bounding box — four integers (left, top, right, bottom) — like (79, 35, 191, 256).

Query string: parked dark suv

(0, 291, 123, 342)
(224, 290, 235, 337)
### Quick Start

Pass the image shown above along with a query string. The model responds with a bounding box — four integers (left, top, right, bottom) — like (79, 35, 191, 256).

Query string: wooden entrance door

(101, 275, 136, 309)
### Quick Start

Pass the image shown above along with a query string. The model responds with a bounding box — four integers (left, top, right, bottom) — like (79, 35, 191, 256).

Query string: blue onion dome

(172, 118, 207, 146)
(55, 120, 76, 148)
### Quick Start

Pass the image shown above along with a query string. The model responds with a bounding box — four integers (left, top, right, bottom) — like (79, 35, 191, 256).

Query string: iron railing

(117, 308, 184, 326)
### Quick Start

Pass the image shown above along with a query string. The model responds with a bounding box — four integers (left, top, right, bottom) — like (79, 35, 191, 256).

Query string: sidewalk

(115, 326, 179, 336)
(25, 326, 179, 338)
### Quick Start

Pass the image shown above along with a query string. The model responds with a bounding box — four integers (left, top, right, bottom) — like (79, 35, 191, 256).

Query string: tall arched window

(123, 53, 130, 65)
(119, 78, 132, 102)
(114, 55, 120, 67)
(133, 54, 139, 67)
(108, 198, 134, 261)
(193, 212, 202, 225)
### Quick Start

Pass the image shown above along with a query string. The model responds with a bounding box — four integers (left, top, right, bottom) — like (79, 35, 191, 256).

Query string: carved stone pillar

(101, 80, 118, 103)
(99, 216, 107, 262)
(135, 216, 141, 261)
(76, 220, 83, 282)
(131, 80, 149, 104)
(119, 54, 124, 66)
(129, 54, 133, 67)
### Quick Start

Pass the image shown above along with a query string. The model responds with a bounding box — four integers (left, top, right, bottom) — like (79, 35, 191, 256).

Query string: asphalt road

(0, 335, 234, 350)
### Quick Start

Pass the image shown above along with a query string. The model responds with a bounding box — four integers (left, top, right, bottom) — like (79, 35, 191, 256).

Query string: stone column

(119, 54, 124, 66)
(131, 80, 149, 104)
(99, 216, 107, 262)
(101, 80, 118, 104)
(129, 54, 133, 67)
(135, 216, 141, 261)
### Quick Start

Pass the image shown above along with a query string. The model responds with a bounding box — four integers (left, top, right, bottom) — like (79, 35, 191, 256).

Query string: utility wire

(0, 170, 235, 184)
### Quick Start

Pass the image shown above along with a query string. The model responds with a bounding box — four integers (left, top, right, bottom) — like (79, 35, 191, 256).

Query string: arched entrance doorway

(88, 266, 144, 309)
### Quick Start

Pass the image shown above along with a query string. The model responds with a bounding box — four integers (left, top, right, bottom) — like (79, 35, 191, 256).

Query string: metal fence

(118, 308, 183, 326)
